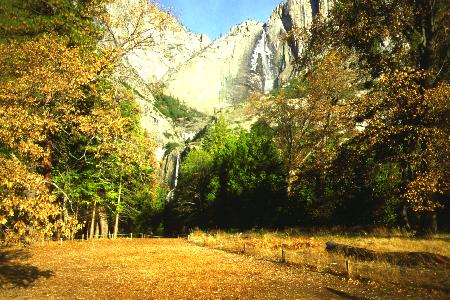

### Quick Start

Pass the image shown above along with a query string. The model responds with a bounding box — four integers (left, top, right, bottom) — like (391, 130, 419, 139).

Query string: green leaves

(173, 118, 287, 229)
(0, 0, 162, 242)
(154, 93, 203, 120)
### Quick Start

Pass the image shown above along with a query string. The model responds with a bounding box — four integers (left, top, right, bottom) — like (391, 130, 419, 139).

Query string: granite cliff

(116, 0, 334, 186)
(158, 0, 334, 114)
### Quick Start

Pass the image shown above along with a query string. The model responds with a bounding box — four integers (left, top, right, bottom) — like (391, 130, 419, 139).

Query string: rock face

(265, 0, 335, 85)
(162, 21, 265, 114)
(115, 61, 212, 187)
(115, 0, 335, 185)
(266, 0, 315, 84)
(125, 26, 211, 83)
(107, 0, 211, 83)
(118, 0, 337, 118)
(158, 0, 334, 115)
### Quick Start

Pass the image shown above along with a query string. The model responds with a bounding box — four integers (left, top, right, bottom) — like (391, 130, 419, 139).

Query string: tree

(351, 69, 449, 230)
(294, 0, 449, 81)
(254, 50, 358, 194)
(0, 0, 111, 241)
(0, 157, 59, 243)
(172, 119, 288, 230)
(0, 0, 169, 242)
(172, 149, 214, 228)
(100, 0, 176, 62)
(288, 0, 450, 230)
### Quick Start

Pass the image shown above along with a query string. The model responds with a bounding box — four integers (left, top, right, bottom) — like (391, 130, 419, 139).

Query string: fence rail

(187, 235, 450, 292)
(39, 233, 170, 245)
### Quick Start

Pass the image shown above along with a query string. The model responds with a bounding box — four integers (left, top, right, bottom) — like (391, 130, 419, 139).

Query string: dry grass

(1, 238, 447, 299)
(189, 230, 450, 293)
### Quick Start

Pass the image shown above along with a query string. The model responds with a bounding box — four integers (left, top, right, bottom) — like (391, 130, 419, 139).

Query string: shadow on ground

(326, 287, 364, 299)
(0, 248, 53, 289)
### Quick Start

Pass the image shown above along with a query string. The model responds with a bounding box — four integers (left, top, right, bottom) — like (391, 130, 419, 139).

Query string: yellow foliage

(0, 0, 169, 243)
(0, 157, 59, 243)
(253, 50, 359, 192)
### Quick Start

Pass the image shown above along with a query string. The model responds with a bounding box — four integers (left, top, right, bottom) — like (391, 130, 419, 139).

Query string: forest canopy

(169, 0, 449, 233)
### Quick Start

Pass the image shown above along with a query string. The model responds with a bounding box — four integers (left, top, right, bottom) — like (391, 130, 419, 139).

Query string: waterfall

(250, 26, 276, 93)
(174, 155, 180, 188)
(166, 154, 180, 202)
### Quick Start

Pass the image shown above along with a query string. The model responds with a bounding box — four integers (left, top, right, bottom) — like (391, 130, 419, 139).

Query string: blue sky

(157, 0, 283, 40)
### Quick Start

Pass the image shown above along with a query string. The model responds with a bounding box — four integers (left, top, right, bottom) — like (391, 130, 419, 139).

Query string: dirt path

(0, 239, 446, 299)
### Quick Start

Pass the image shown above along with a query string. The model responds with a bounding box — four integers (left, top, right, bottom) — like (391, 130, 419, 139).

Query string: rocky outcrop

(158, 0, 336, 114)
(119, 0, 337, 119)
(118, 0, 337, 118)
(106, 0, 210, 83)
(125, 26, 211, 83)
(161, 150, 180, 188)
(265, 0, 315, 84)
(266, 0, 334, 85)
(162, 21, 265, 114)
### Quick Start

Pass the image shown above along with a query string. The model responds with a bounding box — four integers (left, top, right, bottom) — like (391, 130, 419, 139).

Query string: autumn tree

(294, 0, 449, 79)
(349, 69, 449, 230)
(0, 0, 170, 243)
(0, 0, 111, 241)
(100, 0, 176, 60)
(286, 0, 449, 230)
(254, 50, 359, 193)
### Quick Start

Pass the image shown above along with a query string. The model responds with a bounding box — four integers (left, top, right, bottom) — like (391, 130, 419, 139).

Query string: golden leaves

(354, 67, 450, 212)
(100, 0, 178, 63)
(255, 50, 359, 187)
(0, 156, 59, 243)
(0, 30, 118, 167)
(403, 171, 448, 212)
(0, 0, 169, 243)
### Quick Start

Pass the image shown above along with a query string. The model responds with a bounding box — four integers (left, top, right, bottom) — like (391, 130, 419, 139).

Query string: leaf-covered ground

(0, 239, 447, 299)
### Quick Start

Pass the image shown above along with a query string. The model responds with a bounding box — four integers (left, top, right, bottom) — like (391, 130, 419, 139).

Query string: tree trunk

(417, 210, 438, 236)
(400, 161, 412, 230)
(89, 200, 97, 239)
(417, 0, 438, 86)
(401, 201, 411, 231)
(113, 178, 122, 239)
(43, 139, 53, 190)
(98, 206, 109, 238)
(94, 220, 99, 239)
(430, 211, 437, 234)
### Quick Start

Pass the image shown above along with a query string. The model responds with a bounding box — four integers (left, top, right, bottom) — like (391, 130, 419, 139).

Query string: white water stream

(174, 155, 180, 188)
(250, 27, 276, 93)
(166, 155, 180, 202)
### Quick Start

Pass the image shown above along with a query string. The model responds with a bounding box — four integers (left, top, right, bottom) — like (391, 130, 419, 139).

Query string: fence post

(346, 260, 351, 278)
(60, 238, 63, 246)
(130, 233, 133, 240)
(281, 246, 286, 263)
(243, 242, 246, 254)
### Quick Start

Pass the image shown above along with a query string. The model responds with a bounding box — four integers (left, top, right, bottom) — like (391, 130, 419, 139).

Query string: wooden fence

(187, 236, 450, 291)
